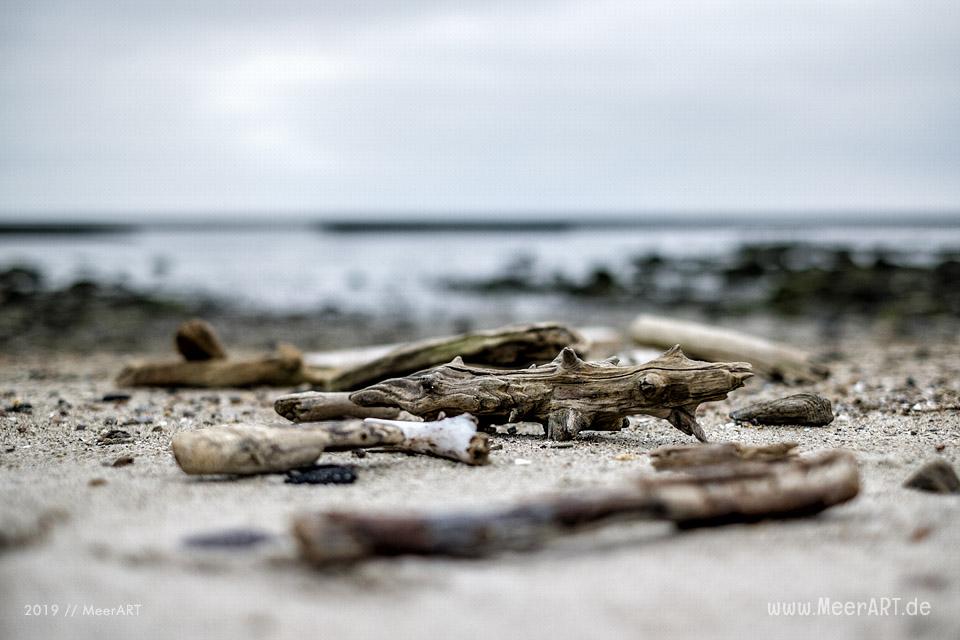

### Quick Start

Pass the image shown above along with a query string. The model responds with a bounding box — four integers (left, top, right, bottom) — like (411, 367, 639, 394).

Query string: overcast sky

(1, 0, 958, 218)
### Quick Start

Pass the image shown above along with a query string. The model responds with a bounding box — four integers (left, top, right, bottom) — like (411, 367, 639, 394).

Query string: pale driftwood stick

(175, 319, 228, 361)
(171, 414, 489, 475)
(349, 346, 753, 442)
(293, 450, 859, 565)
(649, 442, 798, 470)
(730, 393, 834, 426)
(363, 415, 490, 465)
(629, 314, 829, 383)
(275, 391, 419, 422)
(323, 323, 584, 391)
(117, 344, 319, 388)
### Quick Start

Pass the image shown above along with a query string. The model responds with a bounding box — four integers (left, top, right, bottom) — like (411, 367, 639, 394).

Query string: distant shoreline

(0, 212, 958, 236)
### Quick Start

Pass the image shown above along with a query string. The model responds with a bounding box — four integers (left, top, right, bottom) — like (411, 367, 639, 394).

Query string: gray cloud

(1, 0, 958, 217)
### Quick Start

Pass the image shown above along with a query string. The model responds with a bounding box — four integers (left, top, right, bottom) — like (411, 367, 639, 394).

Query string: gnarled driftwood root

(293, 450, 859, 565)
(347, 346, 753, 442)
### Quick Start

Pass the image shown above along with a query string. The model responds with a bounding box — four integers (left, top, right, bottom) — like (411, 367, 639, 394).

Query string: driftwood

(117, 344, 317, 388)
(649, 442, 798, 470)
(302, 325, 616, 372)
(347, 346, 753, 441)
(118, 322, 580, 389)
(175, 319, 227, 361)
(275, 391, 418, 422)
(629, 314, 829, 383)
(319, 323, 583, 391)
(294, 450, 859, 565)
(730, 393, 834, 427)
(171, 414, 489, 475)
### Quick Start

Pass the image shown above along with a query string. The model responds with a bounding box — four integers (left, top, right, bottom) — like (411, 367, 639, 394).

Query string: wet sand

(1, 328, 958, 639)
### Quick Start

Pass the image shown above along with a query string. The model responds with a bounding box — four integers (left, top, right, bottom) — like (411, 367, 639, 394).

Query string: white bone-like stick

(363, 414, 489, 465)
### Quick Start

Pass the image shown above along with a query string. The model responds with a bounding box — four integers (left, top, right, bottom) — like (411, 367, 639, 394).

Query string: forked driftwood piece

(629, 314, 829, 383)
(293, 450, 859, 565)
(175, 319, 228, 361)
(320, 323, 584, 391)
(171, 414, 489, 475)
(349, 346, 753, 442)
(275, 391, 418, 422)
(731, 393, 834, 427)
(649, 442, 798, 470)
(117, 344, 319, 388)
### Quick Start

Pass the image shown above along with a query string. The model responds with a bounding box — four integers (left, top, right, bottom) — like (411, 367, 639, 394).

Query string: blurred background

(1, 1, 958, 351)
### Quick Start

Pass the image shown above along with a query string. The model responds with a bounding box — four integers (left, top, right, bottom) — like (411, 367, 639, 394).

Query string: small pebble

(88, 478, 108, 487)
(183, 529, 273, 549)
(97, 429, 133, 445)
(285, 464, 356, 485)
(5, 401, 32, 414)
(109, 456, 135, 467)
(101, 392, 131, 402)
(904, 459, 960, 494)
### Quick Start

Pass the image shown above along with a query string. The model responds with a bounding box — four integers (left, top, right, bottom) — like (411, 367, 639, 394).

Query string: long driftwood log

(629, 314, 829, 383)
(171, 414, 490, 475)
(346, 346, 753, 441)
(318, 323, 584, 391)
(293, 450, 859, 565)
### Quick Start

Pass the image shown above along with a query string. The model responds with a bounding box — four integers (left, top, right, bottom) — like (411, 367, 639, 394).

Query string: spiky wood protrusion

(293, 450, 859, 565)
(349, 345, 753, 442)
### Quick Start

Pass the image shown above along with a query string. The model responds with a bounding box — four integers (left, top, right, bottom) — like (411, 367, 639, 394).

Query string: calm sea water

(2, 221, 959, 318)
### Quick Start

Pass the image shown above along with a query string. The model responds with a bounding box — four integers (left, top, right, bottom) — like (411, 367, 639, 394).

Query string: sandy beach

(1, 323, 958, 640)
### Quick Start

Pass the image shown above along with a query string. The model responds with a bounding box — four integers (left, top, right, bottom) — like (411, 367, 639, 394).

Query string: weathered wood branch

(629, 314, 829, 383)
(275, 391, 418, 422)
(171, 414, 489, 475)
(320, 323, 584, 391)
(117, 344, 315, 388)
(348, 346, 753, 441)
(293, 450, 859, 565)
(649, 442, 798, 470)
